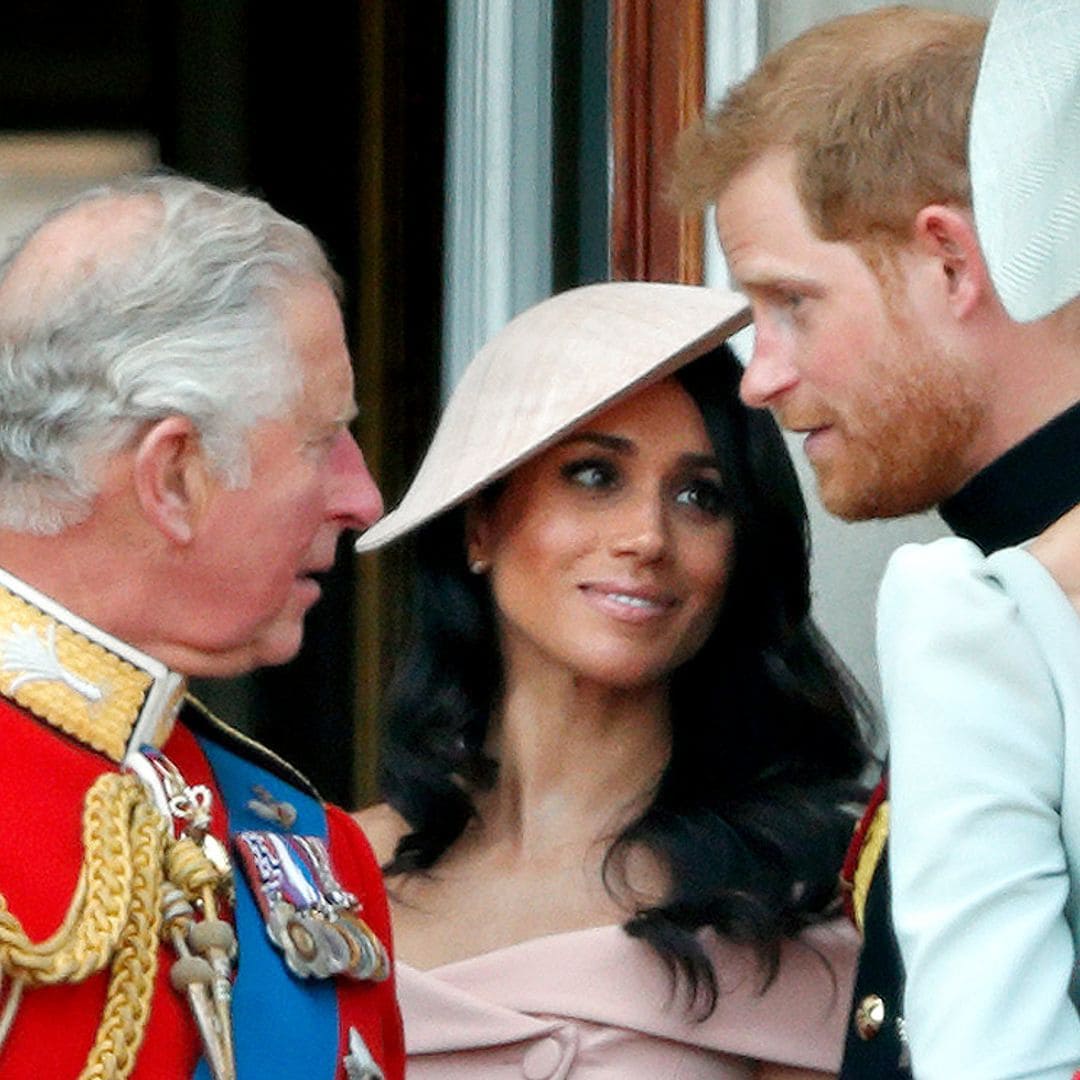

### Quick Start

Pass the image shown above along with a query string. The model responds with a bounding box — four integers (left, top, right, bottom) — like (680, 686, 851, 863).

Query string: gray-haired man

(0, 174, 403, 1080)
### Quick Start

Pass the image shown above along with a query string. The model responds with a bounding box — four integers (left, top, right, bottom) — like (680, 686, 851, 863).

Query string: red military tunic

(0, 570, 403, 1080)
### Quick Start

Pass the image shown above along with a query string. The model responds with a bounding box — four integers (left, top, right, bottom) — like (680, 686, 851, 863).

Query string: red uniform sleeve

(325, 802, 405, 1080)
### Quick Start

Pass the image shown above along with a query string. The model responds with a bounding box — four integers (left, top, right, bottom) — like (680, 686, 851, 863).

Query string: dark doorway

(0, 1, 447, 806)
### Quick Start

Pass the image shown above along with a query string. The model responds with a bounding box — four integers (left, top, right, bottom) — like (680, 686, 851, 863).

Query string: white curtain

(441, 0, 554, 395)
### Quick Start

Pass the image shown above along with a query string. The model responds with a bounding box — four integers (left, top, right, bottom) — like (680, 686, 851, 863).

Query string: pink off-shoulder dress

(399, 920, 857, 1078)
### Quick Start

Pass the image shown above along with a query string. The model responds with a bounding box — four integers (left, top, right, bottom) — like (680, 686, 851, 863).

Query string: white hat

(355, 282, 750, 551)
(969, 0, 1080, 322)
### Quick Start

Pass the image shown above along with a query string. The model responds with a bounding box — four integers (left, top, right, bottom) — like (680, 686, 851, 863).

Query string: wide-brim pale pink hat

(970, 0, 1080, 322)
(355, 281, 749, 552)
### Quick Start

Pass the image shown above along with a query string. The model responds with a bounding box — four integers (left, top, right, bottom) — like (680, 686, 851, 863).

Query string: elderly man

(0, 174, 403, 1079)
(675, 5, 1080, 1079)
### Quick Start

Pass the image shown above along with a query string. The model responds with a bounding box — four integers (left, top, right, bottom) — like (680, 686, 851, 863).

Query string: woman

(880, 507, 1080, 1079)
(356, 283, 872, 1078)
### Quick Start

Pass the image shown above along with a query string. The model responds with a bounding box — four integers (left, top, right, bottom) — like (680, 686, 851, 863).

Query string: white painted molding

(703, 0, 760, 293)
(442, 0, 554, 395)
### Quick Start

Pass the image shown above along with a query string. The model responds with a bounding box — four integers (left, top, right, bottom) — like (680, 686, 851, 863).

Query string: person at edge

(354, 281, 874, 1078)
(672, 4, 1080, 1078)
(0, 173, 404, 1080)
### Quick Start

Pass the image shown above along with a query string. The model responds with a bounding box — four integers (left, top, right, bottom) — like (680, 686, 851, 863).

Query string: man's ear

(132, 416, 211, 544)
(912, 205, 993, 318)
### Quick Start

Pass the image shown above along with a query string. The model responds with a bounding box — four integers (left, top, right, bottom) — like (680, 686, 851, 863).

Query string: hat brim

(970, 0, 1080, 322)
(356, 282, 750, 552)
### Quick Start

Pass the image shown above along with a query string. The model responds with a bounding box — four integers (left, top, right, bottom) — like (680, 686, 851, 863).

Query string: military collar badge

(0, 566, 186, 762)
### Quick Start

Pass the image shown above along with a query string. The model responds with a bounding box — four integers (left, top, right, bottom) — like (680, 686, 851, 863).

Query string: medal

(343, 1027, 385, 1080)
(234, 830, 389, 982)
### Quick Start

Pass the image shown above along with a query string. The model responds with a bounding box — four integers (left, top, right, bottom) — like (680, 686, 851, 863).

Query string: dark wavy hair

(378, 344, 873, 1014)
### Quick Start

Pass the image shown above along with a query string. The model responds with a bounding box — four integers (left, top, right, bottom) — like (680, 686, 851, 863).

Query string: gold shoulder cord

(851, 800, 890, 935)
(0, 772, 227, 1079)
(0, 572, 233, 1078)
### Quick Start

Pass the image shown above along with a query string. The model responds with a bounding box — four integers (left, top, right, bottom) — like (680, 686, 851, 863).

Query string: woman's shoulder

(696, 918, 857, 1069)
(1027, 501, 1080, 614)
(703, 917, 858, 999)
(878, 536, 1013, 645)
(353, 802, 411, 865)
(881, 535, 986, 593)
(878, 532, 1077, 660)
(881, 533, 1064, 604)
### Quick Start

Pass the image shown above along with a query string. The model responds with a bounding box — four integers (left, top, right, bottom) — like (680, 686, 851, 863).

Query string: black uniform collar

(940, 400, 1080, 553)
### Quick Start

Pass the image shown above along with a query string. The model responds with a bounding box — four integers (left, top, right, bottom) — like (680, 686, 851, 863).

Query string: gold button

(855, 993, 886, 1040)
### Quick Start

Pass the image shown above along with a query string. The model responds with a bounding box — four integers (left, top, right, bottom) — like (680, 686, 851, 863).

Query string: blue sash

(195, 736, 339, 1080)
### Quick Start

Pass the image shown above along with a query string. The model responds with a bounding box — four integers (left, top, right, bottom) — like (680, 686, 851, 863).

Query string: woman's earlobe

(132, 416, 207, 544)
(464, 501, 492, 574)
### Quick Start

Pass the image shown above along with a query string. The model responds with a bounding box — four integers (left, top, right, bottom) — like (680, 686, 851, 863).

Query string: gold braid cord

(851, 800, 890, 935)
(0, 770, 226, 1080)
(80, 792, 165, 1080)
